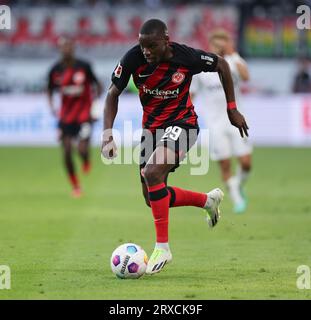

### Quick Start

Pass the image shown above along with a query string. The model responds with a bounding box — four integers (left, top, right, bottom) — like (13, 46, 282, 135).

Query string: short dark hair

(139, 19, 168, 37)
(208, 29, 230, 42)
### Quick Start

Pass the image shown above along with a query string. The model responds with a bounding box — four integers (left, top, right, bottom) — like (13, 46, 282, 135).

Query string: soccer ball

(110, 243, 148, 279)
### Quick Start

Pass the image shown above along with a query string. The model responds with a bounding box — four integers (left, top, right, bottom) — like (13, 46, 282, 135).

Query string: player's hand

(227, 109, 249, 137)
(101, 136, 118, 160)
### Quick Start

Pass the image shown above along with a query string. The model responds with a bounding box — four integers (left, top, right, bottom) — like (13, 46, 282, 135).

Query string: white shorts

(208, 123, 252, 161)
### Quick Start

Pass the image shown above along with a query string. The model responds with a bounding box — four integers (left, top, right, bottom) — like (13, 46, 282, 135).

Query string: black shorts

(139, 124, 199, 183)
(58, 121, 92, 139)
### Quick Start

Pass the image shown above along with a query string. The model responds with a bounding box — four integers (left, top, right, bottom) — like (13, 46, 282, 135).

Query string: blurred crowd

(2, 0, 309, 8)
(1, 0, 311, 94)
(1, 0, 310, 58)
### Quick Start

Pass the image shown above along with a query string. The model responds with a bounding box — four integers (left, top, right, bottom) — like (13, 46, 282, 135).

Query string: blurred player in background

(47, 36, 103, 197)
(191, 30, 252, 213)
(292, 57, 311, 93)
(102, 19, 249, 274)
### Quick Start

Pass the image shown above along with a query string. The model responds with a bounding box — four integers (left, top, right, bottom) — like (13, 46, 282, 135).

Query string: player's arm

(216, 56, 249, 137)
(101, 84, 121, 159)
(47, 89, 56, 116)
(232, 53, 250, 81)
(101, 50, 136, 159)
(236, 60, 249, 82)
(47, 68, 58, 117)
(225, 41, 249, 82)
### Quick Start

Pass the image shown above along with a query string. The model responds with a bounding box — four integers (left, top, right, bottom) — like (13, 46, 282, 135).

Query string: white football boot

(204, 188, 224, 228)
(146, 248, 173, 275)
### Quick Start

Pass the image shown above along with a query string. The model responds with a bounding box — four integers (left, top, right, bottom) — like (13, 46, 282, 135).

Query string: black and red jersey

(111, 42, 218, 131)
(48, 59, 99, 124)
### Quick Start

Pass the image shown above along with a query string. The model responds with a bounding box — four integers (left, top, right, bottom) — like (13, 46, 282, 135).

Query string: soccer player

(191, 30, 252, 213)
(101, 19, 249, 274)
(47, 36, 103, 197)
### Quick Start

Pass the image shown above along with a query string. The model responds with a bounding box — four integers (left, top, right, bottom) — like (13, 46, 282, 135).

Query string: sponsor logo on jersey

(114, 63, 123, 78)
(62, 85, 84, 96)
(142, 85, 179, 99)
(73, 71, 85, 84)
(201, 55, 214, 65)
(171, 72, 185, 84)
(138, 73, 153, 78)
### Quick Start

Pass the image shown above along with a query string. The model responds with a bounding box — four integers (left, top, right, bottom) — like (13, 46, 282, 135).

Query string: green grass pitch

(0, 146, 311, 300)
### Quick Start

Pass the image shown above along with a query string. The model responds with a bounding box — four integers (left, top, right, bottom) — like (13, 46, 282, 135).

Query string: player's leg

(143, 146, 223, 274)
(141, 171, 222, 220)
(144, 145, 177, 244)
(208, 126, 242, 213)
(141, 181, 150, 207)
(164, 126, 223, 215)
(77, 122, 92, 174)
(218, 158, 232, 182)
(61, 134, 81, 197)
(143, 145, 178, 274)
(235, 153, 252, 208)
(218, 158, 245, 213)
(143, 127, 223, 274)
(141, 173, 168, 207)
(231, 127, 253, 213)
(78, 138, 91, 174)
(237, 153, 252, 185)
(142, 126, 224, 228)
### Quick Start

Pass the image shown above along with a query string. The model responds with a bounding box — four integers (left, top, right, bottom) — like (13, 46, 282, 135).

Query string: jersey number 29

(161, 126, 183, 142)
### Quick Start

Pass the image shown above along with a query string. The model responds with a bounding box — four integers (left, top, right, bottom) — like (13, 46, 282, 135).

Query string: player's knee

(63, 149, 73, 164)
(78, 149, 87, 159)
(223, 165, 231, 174)
(63, 150, 70, 159)
(241, 162, 251, 172)
(144, 165, 163, 185)
(141, 182, 151, 207)
(78, 144, 87, 156)
(144, 196, 151, 207)
(220, 161, 231, 174)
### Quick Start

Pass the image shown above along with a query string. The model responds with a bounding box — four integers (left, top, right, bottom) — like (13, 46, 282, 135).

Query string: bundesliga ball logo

(114, 63, 123, 78)
(171, 72, 185, 84)
(110, 243, 148, 279)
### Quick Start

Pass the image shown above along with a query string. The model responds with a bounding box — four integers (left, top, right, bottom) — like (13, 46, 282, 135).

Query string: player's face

(209, 38, 227, 56)
(59, 40, 74, 59)
(138, 33, 169, 64)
